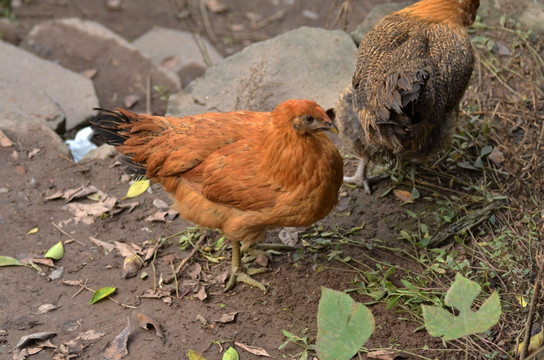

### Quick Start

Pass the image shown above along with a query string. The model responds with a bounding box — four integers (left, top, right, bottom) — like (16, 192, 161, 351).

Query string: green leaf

(90, 286, 117, 304)
(125, 179, 150, 198)
(422, 273, 501, 341)
(222, 347, 239, 360)
(411, 187, 420, 200)
(188, 349, 207, 360)
(44, 241, 64, 260)
(481, 145, 493, 157)
(0, 256, 24, 266)
(316, 287, 375, 360)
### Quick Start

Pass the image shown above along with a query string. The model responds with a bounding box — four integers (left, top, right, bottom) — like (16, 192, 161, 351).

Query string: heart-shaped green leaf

(422, 273, 501, 341)
(316, 287, 375, 360)
(222, 347, 239, 360)
(90, 286, 117, 304)
(44, 241, 64, 260)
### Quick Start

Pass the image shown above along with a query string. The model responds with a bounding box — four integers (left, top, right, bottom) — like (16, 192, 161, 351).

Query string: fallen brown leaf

(89, 236, 115, 252)
(488, 147, 505, 165)
(367, 349, 408, 359)
(28, 148, 41, 159)
(0, 129, 14, 147)
(137, 313, 166, 344)
(15, 165, 26, 175)
(78, 329, 106, 341)
(114, 241, 135, 257)
(185, 262, 202, 279)
(36, 304, 61, 314)
(234, 341, 270, 357)
(194, 286, 207, 301)
(16, 332, 57, 349)
(213, 311, 238, 323)
(100, 317, 131, 360)
(393, 189, 413, 203)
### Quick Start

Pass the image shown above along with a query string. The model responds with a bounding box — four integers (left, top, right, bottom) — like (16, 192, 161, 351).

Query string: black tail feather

(90, 108, 133, 146)
(90, 108, 147, 176)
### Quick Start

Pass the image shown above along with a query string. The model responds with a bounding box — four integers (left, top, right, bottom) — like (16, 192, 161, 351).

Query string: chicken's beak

(326, 122, 339, 134)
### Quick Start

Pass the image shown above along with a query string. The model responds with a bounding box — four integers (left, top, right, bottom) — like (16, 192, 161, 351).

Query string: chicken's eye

(301, 115, 315, 125)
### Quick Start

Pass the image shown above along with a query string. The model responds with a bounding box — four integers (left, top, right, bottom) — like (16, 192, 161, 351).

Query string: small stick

(520, 253, 544, 360)
(51, 222, 86, 247)
(164, 234, 206, 284)
(199, 0, 218, 44)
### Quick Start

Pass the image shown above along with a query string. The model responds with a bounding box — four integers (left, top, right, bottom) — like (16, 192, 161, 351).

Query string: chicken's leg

(343, 156, 371, 194)
(224, 239, 267, 293)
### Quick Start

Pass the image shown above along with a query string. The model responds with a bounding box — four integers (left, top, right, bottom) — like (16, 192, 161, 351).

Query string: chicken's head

(272, 99, 338, 135)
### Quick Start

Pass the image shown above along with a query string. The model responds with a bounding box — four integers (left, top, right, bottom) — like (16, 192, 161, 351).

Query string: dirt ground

(1, 1, 543, 359)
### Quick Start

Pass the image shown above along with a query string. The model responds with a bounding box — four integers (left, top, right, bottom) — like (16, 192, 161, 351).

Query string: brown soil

(1, 1, 542, 360)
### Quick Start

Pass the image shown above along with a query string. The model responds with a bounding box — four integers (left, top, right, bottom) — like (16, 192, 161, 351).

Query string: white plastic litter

(65, 126, 97, 162)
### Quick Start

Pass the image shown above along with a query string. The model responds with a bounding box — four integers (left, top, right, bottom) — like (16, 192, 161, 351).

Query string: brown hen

(331, 0, 479, 194)
(91, 100, 343, 292)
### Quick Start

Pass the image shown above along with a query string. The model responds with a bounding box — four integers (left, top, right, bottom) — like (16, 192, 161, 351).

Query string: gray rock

(0, 40, 98, 132)
(167, 27, 357, 117)
(80, 144, 117, 162)
(20, 18, 181, 121)
(132, 26, 223, 88)
(0, 111, 70, 157)
(515, 1, 544, 33)
(0, 80, 66, 133)
(350, 1, 415, 45)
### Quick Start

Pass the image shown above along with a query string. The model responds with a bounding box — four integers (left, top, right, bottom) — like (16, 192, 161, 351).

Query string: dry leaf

(115, 201, 139, 214)
(100, 317, 130, 360)
(37, 304, 60, 314)
(114, 241, 134, 257)
(185, 262, 202, 279)
(16, 332, 57, 349)
(195, 286, 207, 301)
(254, 254, 268, 267)
(62, 280, 83, 287)
(62, 202, 110, 225)
(213, 311, 238, 323)
(0, 129, 14, 147)
(234, 341, 270, 357)
(393, 189, 413, 203)
(161, 55, 179, 70)
(278, 227, 298, 246)
(44, 190, 63, 201)
(28, 148, 41, 159)
(64, 186, 103, 202)
(488, 147, 505, 165)
(89, 236, 115, 252)
(80, 68, 98, 79)
(78, 330, 106, 342)
(152, 199, 169, 210)
(16, 165, 26, 175)
(137, 313, 166, 344)
(367, 349, 408, 359)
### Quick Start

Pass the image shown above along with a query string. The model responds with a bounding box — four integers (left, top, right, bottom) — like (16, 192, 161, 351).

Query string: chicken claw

(224, 240, 268, 293)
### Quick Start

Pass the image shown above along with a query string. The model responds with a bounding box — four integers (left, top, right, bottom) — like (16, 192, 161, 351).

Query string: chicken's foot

(343, 156, 371, 194)
(224, 239, 268, 293)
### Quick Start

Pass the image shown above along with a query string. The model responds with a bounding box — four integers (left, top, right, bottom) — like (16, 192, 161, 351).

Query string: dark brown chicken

(90, 100, 343, 292)
(332, 0, 479, 194)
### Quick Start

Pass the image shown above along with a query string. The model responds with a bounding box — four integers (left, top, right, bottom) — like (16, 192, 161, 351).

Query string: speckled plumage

(333, 0, 479, 192)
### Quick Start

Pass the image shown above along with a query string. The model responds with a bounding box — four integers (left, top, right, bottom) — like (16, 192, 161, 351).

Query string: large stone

(0, 111, 70, 157)
(20, 18, 181, 120)
(0, 40, 98, 132)
(350, 1, 415, 45)
(133, 27, 223, 88)
(167, 27, 357, 117)
(0, 80, 66, 133)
